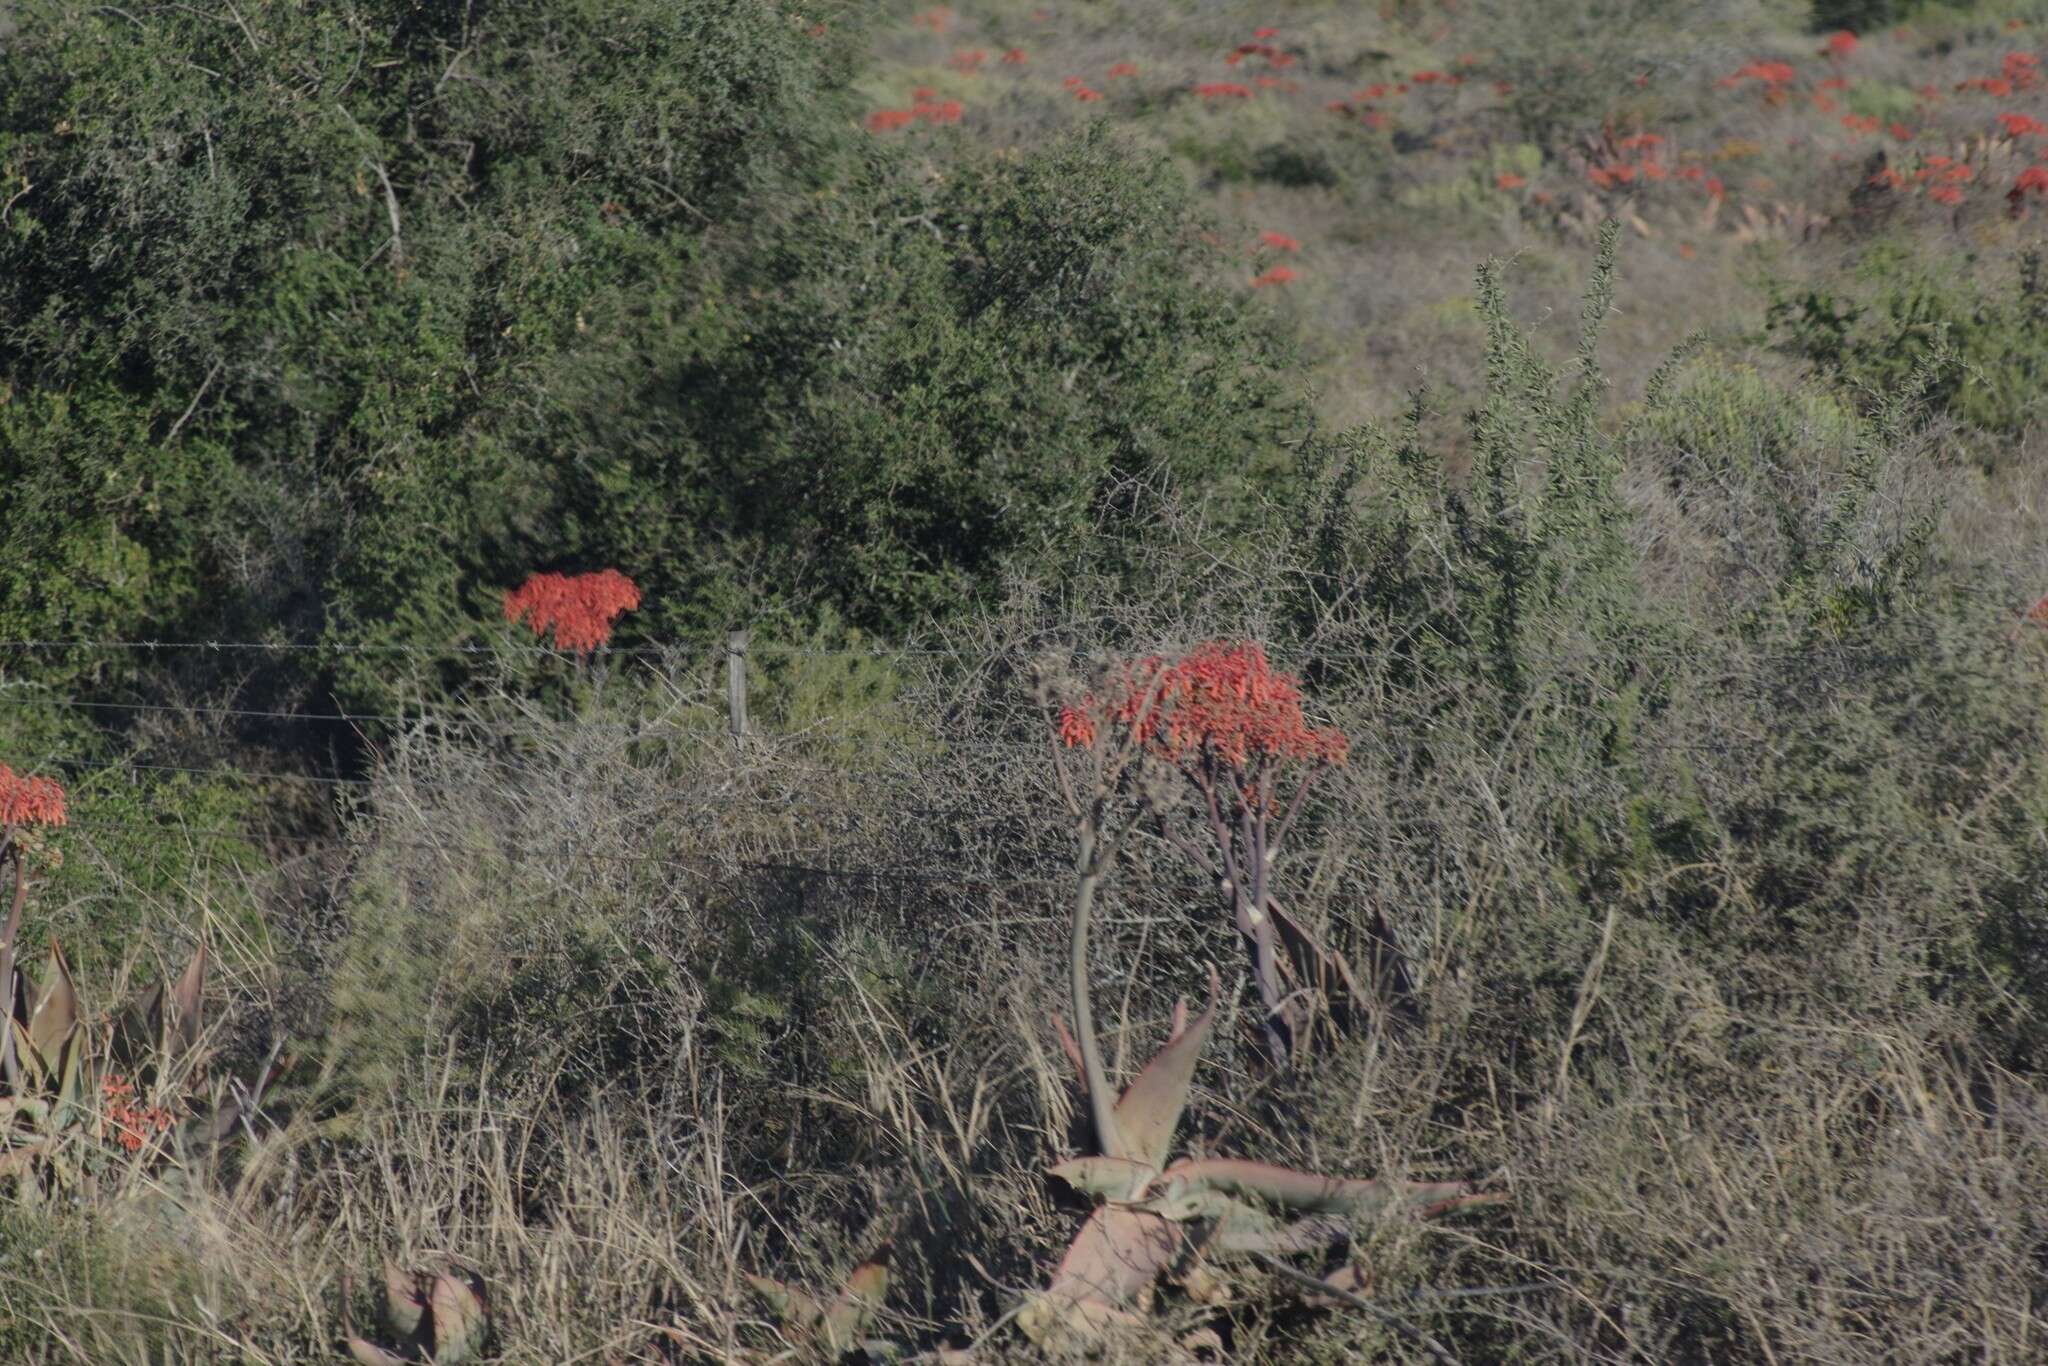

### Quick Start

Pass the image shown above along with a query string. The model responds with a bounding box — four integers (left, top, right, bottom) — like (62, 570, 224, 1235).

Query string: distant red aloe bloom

(1001, 47, 1028, 65)
(1929, 184, 1966, 204)
(1704, 176, 1726, 198)
(1197, 81, 1254, 99)
(2024, 590, 2048, 625)
(1997, 112, 2047, 137)
(1411, 70, 1444, 84)
(1890, 122, 1915, 140)
(2011, 165, 2048, 213)
(1253, 26, 1280, 39)
(1073, 86, 1102, 102)
(1819, 75, 1850, 90)
(1496, 172, 1527, 190)
(1494, 80, 1513, 95)
(1825, 30, 1859, 57)
(948, 48, 987, 73)
(913, 86, 936, 100)
(867, 108, 916, 132)
(1958, 76, 2015, 97)
(504, 570, 642, 654)
(1258, 230, 1301, 251)
(911, 7, 952, 33)
(1250, 265, 1297, 287)
(1618, 132, 1664, 151)
(1106, 61, 1138, 78)
(0, 764, 66, 828)
(914, 97, 965, 123)
(1720, 59, 1797, 88)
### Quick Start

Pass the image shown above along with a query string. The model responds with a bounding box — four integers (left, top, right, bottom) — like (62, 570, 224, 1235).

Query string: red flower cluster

(868, 96, 964, 132)
(1997, 111, 2046, 137)
(1001, 47, 1027, 66)
(0, 764, 65, 828)
(1197, 81, 1254, 99)
(1824, 31, 1860, 58)
(503, 569, 641, 654)
(1106, 61, 1139, 79)
(100, 1073, 176, 1154)
(1719, 59, 1797, 89)
(911, 7, 951, 33)
(2012, 165, 2048, 213)
(1250, 264, 1297, 287)
(1057, 643, 1348, 769)
(948, 48, 986, 73)
(1257, 230, 1300, 251)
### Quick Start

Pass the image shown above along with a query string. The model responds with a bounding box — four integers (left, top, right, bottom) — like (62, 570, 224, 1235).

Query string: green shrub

(1766, 246, 2048, 452)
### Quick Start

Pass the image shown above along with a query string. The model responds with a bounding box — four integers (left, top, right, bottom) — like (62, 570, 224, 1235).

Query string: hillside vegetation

(2, 0, 2047, 1361)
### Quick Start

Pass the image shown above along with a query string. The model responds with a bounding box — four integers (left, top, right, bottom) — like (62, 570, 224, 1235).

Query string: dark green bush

(1766, 246, 2048, 453)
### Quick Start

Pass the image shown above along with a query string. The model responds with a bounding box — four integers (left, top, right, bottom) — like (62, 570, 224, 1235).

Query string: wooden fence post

(726, 630, 750, 741)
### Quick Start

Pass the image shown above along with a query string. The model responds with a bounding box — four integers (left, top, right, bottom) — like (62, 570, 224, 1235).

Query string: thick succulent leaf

(1199, 1197, 1349, 1256)
(1161, 1157, 1496, 1218)
(0, 873, 21, 1077)
(1268, 898, 1362, 1035)
(51, 1029, 88, 1125)
(112, 982, 165, 1071)
(169, 943, 207, 1060)
(383, 1263, 426, 1340)
(344, 1337, 412, 1366)
(1037, 1204, 1183, 1320)
(9, 1019, 45, 1088)
(746, 1274, 825, 1332)
(1048, 1155, 1158, 1202)
(820, 1246, 891, 1353)
(1109, 965, 1219, 1170)
(427, 1269, 487, 1364)
(26, 940, 78, 1060)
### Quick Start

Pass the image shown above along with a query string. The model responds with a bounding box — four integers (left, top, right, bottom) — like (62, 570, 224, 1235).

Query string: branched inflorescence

(1058, 642, 1351, 1067)
(502, 569, 641, 654)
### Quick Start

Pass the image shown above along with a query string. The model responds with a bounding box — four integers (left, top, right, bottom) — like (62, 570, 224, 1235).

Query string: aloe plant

(344, 1262, 489, 1365)
(1023, 669, 1503, 1347)
(746, 1244, 891, 1357)
(1, 842, 283, 1195)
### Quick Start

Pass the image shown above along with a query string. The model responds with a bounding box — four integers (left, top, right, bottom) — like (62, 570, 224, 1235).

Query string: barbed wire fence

(0, 631, 1091, 898)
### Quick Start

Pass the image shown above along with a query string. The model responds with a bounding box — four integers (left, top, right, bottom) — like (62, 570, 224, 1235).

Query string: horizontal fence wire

(32, 756, 1041, 824)
(0, 637, 968, 660)
(56, 817, 1069, 890)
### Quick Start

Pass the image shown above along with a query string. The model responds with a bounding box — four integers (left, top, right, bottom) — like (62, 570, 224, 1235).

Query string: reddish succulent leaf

(1049, 1155, 1159, 1200)
(1163, 1157, 1496, 1218)
(821, 1245, 891, 1352)
(383, 1263, 426, 1340)
(1110, 965, 1220, 1169)
(746, 1273, 825, 1332)
(429, 1269, 487, 1360)
(24, 939, 76, 1062)
(343, 1336, 410, 1366)
(170, 942, 207, 1059)
(1021, 1204, 1183, 1345)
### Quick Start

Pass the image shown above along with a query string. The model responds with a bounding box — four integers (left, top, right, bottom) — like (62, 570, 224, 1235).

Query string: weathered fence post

(725, 629, 750, 741)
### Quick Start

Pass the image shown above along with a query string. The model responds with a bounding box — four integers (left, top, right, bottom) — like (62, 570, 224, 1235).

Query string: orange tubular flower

(0, 764, 66, 828)
(503, 569, 642, 654)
